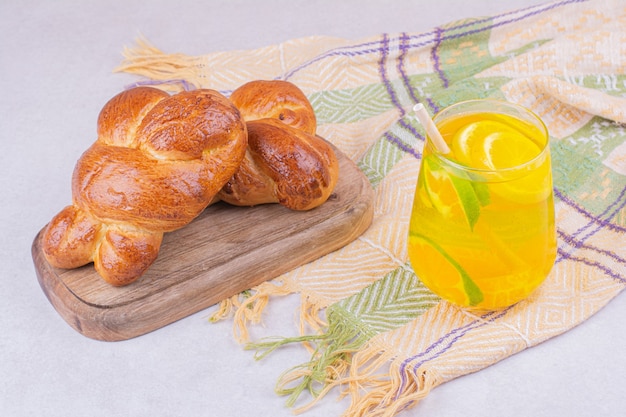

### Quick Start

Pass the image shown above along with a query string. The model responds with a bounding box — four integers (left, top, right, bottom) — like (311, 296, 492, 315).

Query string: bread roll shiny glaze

(229, 80, 316, 134)
(42, 87, 247, 286)
(219, 80, 338, 210)
(219, 119, 339, 211)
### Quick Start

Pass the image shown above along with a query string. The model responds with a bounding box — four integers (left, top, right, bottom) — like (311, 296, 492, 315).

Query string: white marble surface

(2, 1, 625, 416)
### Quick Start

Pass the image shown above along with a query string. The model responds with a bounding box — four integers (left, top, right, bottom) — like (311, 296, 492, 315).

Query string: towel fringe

(337, 342, 441, 417)
(114, 37, 202, 92)
(210, 281, 292, 343)
(246, 305, 372, 410)
(298, 297, 329, 353)
(284, 339, 441, 417)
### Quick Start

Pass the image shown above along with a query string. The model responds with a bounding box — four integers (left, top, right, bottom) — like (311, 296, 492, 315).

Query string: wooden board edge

(32, 158, 375, 342)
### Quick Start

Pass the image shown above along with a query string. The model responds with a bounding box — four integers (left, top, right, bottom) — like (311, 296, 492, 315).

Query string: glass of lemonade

(408, 99, 557, 310)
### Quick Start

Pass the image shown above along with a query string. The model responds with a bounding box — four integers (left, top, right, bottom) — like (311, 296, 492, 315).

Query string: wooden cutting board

(32, 148, 374, 342)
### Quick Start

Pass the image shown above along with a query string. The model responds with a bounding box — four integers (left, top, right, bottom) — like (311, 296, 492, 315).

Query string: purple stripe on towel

(282, 0, 585, 81)
(397, 32, 419, 104)
(431, 27, 449, 89)
(557, 248, 626, 284)
(575, 185, 626, 240)
(383, 131, 421, 160)
(414, 0, 587, 47)
(394, 309, 509, 399)
(398, 118, 425, 144)
(378, 33, 405, 117)
(557, 230, 626, 274)
(554, 188, 626, 237)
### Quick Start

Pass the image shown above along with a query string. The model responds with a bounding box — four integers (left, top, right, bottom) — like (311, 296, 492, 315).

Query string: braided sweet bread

(42, 87, 247, 286)
(217, 80, 339, 211)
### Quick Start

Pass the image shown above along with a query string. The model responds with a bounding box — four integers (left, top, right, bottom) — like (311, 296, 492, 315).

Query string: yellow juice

(408, 102, 556, 309)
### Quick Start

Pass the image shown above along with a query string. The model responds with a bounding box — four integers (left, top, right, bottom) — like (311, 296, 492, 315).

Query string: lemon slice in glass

(479, 130, 551, 204)
(451, 120, 518, 167)
(422, 155, 486, 230)
(481, 131, 542, 169)
(409, 232, 484, 306)
(451, 119, 550, 204)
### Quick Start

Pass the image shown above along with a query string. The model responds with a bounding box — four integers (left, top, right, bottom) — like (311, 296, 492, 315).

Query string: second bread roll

(218, 80, 339, 210)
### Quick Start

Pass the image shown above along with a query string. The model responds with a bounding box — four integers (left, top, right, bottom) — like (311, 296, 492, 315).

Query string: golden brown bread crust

(219, 80, 338, 210)
(220, 119, 339, 210)
(42, 87, 247, 286)
(229, 80, 317, 134)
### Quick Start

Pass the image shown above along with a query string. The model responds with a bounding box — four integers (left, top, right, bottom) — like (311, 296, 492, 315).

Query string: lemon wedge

(479, 130, 550, 204)
(422, 155, 488, 230)
(409, 232, 484, 306)
(481, 131, 542, 169)
(451, 119, 550, 204)
(451, 120, 518, 167)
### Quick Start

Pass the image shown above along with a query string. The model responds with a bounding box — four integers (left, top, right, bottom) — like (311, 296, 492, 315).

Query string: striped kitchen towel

(116, 0, 626, 415)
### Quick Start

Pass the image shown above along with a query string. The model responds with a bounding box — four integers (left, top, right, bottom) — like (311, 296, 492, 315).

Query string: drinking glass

(408, 99, 557, 309)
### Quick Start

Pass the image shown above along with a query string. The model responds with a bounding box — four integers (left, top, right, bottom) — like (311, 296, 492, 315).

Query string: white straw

(413, 103, 451, 154)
